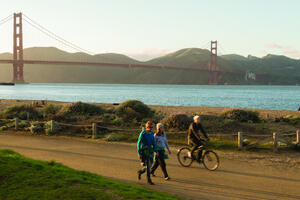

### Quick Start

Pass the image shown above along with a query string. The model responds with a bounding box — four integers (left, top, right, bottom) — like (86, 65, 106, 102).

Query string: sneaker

(151, 172, 156, 177)
(147, 180, 155, 185)
(137, 171, 141, 180)
(165, 177, 170, 181)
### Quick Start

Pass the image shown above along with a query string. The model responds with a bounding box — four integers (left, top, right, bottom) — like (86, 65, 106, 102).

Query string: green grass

(208, 139, 238, 150)
(167, 138, 237, 150)
(0, 149, 182, 200)
(101, 133, 238, 150)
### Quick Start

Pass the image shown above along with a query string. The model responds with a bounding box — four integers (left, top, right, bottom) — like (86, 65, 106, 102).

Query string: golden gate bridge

(0, 12, 247, 85)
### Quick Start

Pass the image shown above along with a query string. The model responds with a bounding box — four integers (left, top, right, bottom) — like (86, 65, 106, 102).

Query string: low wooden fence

(1, 118, 300, 151)
(0, 118, 141, 139)
(237, 130, 300, 151)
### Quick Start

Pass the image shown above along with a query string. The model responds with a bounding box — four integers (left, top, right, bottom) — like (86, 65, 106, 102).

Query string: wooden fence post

(238, 132, 243, 150)
(273, 132, 278, 152)
(296, 130, 300, 144)
(92, 123, 97, 139)
(15, 118, 19, 130)
(50, 120, 54, 133)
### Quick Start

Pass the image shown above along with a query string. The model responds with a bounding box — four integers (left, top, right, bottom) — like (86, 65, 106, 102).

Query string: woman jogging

(150, 123, 171, 180)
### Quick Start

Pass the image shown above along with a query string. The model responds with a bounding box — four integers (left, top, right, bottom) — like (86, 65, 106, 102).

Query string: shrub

(223, 119, 235, 125)
(0, 105, 41, 120)
(275, 115, 300, 125)
(45, 121, 62, 135)
(116, 100, 154, 122)
(42, 104, 62, 118)
(161, 113, 192, 130)
(222, 109, 260, 123)
(56, 102, 104, 120)
(61, 102, 104, 115)
(291, 117, 300, 125)
(105, 133, 126, 142)
(0, 126, 8, 131)
(242, 139, 251, 146)
(18, 121, 30, 128)
(6, 122, 15, 128)
(112, 117, 125, 126)
(101, 113, 117, 123)
(294, 143, 300, 150)
(29, 122, 44, 134)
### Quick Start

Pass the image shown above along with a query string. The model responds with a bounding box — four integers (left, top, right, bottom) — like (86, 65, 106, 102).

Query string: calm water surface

(0, 84, 299, 110)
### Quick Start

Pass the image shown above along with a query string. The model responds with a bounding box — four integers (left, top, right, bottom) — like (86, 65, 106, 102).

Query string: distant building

(245, 71, 256, 81)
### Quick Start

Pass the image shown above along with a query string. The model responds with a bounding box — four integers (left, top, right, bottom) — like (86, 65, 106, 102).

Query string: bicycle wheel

(202, 150, 219, 171)
(177, 147, 193, 167)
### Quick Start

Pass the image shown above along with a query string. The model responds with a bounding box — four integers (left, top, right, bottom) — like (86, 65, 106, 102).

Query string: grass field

(0, 149, 182, 200)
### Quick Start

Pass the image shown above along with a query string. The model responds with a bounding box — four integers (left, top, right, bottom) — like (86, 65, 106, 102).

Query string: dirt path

(1, 133, 300, 200)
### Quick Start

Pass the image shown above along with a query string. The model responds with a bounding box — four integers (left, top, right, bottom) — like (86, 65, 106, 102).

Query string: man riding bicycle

(188, 115, 209, 162)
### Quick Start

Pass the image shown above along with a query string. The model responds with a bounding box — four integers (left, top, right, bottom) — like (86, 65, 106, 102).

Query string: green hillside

(221, 54, 248, 61)
(146, 48, 210, 69)
(0, 47, 299, 85)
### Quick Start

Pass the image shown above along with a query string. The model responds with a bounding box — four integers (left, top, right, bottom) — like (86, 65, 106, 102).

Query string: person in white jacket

(150, 123, 171, 180)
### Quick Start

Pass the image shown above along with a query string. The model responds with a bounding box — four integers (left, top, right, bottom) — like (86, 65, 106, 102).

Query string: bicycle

(177, 142, 220, 171)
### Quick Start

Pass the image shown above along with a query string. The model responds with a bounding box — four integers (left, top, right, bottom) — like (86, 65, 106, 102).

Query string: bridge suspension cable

(0, 14, 13, 27)
(199, 41, 211, 50)
(218, 42, 228, 56)
(22, 13, 94, 55)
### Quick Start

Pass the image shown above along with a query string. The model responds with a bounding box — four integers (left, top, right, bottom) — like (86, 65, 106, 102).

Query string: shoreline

(1, 84, 299, 111)
(0, 99, 299, 119)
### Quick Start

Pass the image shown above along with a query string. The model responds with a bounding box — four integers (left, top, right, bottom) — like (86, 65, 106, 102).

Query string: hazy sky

(0, 0, 299, 61)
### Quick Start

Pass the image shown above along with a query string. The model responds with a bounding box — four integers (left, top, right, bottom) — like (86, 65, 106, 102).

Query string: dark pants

(138, 153, 153, 182)
(191, 140, 204, 161)
(150, 150, 168, 178)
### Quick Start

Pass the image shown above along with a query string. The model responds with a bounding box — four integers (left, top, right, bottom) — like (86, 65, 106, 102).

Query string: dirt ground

(1, 132, 300, 200)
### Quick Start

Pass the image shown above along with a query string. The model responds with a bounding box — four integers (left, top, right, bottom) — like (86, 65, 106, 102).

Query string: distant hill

(146, 48, 210, 69)
(221, 54, 248, 61)
(0, 47, 299, 85)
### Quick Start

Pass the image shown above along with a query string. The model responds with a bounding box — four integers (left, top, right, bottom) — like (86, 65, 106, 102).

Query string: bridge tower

(13, 12, 24, 83)
(209, 41, 218, 85)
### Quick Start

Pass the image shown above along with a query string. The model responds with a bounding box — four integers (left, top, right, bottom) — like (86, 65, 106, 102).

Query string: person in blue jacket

(137, 121, 157, 185)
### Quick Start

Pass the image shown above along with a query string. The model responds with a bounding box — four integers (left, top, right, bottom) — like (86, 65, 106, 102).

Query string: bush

(45, 121, 62, 135)
(42, 104, 62, 118)
(275, 115, 300, 125)
(223, 119, 235, 125)
(161, 113, 192, 130)
(6, 122, 15, 128)
(56, 102, 104, 120)
(294, 143, 300, 150)
(61, 102, 104, 115)
(116, 100, 154, 122)
(105, 133, 126, 142)
(112, 117, 125, 126)
(222, 109, 260, 123)
(0, 105, 41, 120)
(0, 126, 8, 131)
(29, 122, 44, 134)
(18, 121, 30, 128)
(101, 113, 117, 123)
